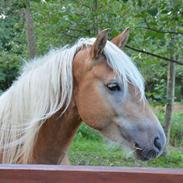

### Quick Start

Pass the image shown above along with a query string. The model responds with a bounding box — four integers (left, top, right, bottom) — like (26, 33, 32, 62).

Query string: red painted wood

(0, 165, 183, 183)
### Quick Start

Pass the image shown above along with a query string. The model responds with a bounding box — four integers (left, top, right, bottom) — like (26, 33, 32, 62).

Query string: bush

(170, 112, 183, 146)
(0, 52, 21, 92)
(75, 123, 103, 142)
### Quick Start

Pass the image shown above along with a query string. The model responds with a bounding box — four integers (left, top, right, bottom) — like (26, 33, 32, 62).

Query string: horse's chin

(134, 148, 150, 161)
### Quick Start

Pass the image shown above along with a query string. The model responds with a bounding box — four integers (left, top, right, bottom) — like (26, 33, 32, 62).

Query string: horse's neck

(31, 101, 81, 164)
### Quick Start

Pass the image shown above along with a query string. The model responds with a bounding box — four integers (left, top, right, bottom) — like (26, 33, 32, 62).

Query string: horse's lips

(117, 125, 157, 161)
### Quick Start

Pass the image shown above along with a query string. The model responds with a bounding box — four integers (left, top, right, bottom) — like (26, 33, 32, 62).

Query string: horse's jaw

(100, 116, 166, 161)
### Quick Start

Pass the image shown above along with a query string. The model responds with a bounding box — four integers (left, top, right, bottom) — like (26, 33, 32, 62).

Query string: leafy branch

(136, 27, 183, 35)
(125, 45, 183, 66)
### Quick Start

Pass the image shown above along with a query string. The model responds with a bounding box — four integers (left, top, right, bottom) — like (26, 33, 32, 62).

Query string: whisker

(126, 149, 136, 156)
(133, 144, 143, 151)
(135, 147, 143, 151)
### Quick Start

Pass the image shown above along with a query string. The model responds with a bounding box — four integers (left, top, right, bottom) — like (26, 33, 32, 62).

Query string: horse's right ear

(91, 29, 109, 59)
(111, 28, 129, 48)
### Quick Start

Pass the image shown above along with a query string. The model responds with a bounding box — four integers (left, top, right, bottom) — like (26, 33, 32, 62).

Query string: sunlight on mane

(0, 38, 144, 163)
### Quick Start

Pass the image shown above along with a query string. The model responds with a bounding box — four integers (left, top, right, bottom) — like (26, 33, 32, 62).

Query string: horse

(0, 28, 166, 164)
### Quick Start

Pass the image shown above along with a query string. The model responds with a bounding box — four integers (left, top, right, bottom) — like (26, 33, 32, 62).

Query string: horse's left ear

(111, 28, 129, 48)
(91, 29, 109, 59)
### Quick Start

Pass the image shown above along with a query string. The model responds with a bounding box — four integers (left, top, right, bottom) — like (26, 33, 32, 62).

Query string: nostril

(154, 137, 162, 151)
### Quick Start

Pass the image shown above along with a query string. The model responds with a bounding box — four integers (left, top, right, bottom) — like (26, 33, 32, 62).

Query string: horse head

(73, 29, 166, 161)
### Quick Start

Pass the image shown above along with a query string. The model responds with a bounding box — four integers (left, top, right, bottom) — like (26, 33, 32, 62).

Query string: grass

(156, 110, 183, 146)
(69, 137, 183, 168)
(68, 110, 183, 168)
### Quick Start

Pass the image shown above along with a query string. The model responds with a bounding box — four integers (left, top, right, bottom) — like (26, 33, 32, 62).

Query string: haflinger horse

(0, 28, 166, 164)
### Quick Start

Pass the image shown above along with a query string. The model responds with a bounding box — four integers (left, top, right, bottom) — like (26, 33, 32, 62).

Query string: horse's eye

(106, 82, 121, 91)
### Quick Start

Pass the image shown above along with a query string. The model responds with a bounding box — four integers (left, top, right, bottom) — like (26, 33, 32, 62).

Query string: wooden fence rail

(0, 164, 183, 183)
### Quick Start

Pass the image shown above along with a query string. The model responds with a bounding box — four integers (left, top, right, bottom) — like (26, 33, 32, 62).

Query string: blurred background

(0, 0, 183, 167)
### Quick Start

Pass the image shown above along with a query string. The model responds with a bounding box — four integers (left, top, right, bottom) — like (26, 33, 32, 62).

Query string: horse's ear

(91, 29, 109, 59)
(111, 28, 129, 48)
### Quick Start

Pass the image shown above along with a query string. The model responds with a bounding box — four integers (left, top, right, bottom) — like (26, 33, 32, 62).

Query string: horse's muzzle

(135, 135, 165, 161)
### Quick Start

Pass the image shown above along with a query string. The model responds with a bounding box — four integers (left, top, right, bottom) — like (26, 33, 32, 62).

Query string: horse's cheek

(76, 89, 114, 130)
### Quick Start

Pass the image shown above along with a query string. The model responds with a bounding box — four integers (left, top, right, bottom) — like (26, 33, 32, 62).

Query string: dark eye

(106, 82, 121, 91)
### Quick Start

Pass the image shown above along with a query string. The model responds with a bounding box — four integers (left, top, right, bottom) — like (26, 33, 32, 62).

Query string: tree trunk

(92, 0, 98, 35)
(164, 60, 175, 144)
(180, 86, 183, 100)
(24, 0, 37, 59)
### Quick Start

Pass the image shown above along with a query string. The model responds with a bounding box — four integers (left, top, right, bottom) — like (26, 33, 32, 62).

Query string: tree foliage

(0, 0, 26, 92)
(0, 0, 183, 101)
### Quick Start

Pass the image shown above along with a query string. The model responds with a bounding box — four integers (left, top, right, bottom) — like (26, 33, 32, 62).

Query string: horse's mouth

(118, 127, 159, 161)
(133, 143, 147, 160)
(134, 143, 159, 161)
